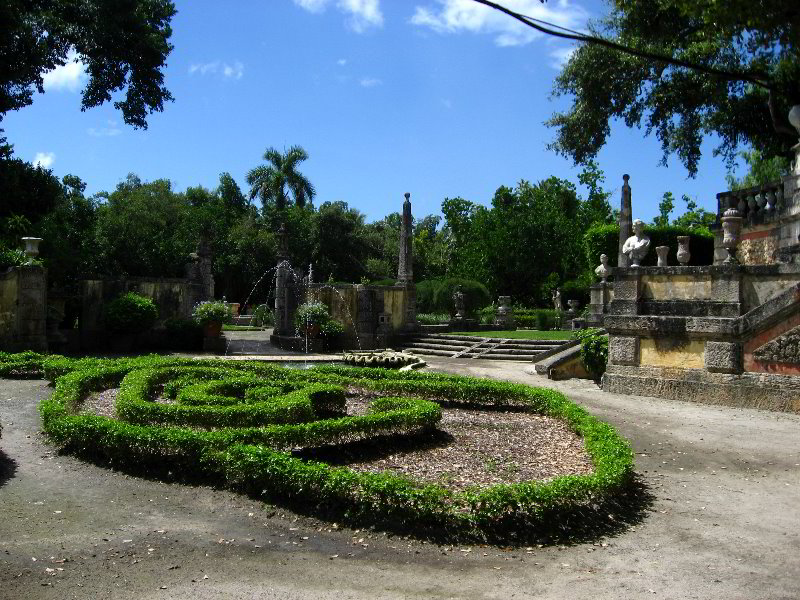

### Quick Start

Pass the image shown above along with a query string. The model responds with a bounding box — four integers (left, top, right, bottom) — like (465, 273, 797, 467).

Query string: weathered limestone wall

(603, 264, 800, 413)
(81, 277, 193, 349)
(304, 283, 418, 350)
(0, 266, 48, 352)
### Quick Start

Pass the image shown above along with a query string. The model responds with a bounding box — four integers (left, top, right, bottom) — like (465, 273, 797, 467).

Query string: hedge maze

(1, 353, 636, 543)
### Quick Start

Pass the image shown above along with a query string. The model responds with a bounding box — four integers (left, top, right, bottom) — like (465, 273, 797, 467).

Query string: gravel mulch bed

(79, 387, 594, 491)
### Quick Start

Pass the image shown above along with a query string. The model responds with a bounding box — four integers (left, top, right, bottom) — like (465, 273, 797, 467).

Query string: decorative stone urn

(676, 236, 691, 265)
(721, 208, 743, 264)
(655, 246, 669, 267)
(21, 237, 42, 264)
(494, 296, 515, 328)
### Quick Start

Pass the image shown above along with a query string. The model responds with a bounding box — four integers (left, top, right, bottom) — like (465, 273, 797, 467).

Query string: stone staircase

(398, 333, 574, 362)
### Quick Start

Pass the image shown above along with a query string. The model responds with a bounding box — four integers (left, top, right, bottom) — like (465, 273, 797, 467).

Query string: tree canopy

(542, 0, 800, 176)
(0, 0, 175, 132)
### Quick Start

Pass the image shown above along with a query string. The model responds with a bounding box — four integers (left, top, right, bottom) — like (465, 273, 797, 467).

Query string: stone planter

(203, 321, 222, 338)
(676, 236, 691, 265)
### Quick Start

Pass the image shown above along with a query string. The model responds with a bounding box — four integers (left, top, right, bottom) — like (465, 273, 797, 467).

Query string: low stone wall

(602, 264, 800, 413)
(0, 266, 48, 352)
(80, 277, 197, 350)
(272, 283, 418, 351)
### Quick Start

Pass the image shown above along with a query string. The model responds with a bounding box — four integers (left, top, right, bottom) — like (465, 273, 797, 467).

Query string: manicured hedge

(0, 352, 634, 542)
(584, 223, 715, 268)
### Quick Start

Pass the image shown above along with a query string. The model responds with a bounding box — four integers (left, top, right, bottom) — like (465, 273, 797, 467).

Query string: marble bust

(595, 253, 612, 282)
(622, 219, 651, 267)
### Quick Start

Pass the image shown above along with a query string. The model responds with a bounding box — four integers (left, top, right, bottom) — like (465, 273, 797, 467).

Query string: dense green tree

(0, 157, 64, 241)
(94, 175, 196, 277)
(725, 149, 791, 190)
(442, 178, 587, 305)
(246, 146, 315, 214)
(311, 201, 372, 283)
(653, 192, 676, 227)
(671, 195, 716, 229)
(1, 0, 175, 131)
(35, 174, 98, 289)
(545, 0, 800, 176)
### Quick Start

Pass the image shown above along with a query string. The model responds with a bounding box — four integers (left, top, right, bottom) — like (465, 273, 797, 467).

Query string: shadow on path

(0, 449, 18, 489)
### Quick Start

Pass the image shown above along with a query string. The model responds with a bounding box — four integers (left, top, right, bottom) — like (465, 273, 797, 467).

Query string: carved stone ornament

(721, 207, 743, 264)
(676, 236, 691, 265)
(655, 246, 669, 267)
(594, 253, 612, 282)
(621, 219, 650, 267)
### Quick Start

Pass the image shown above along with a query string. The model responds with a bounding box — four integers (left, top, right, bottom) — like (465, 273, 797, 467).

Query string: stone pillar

(396, 193, 413, 285)
(618, 174, 633, 268)
(586, 282, 611, 327)
(16, 266, 48, 352)
(274, 223, 292, 336)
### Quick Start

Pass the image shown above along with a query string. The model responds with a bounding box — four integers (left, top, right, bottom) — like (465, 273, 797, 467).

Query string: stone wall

(80, 277, 194, 350)
(602, 263, 800, 413)
(0, 266, 48, 352)
(296, 283, 418, 350)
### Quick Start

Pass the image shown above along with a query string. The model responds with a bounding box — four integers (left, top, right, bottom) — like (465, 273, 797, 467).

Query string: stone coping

(614, 263, 800, 276)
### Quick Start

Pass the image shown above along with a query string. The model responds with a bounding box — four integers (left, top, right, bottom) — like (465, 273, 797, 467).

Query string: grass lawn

(449, 329, 574, 340)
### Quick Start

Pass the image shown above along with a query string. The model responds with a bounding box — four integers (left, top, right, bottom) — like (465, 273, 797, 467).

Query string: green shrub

(0, 246, 30, 269)
(251, 304, 273, 327)
(573, 328, 609, 380)
(0, 352, 635, 543)
(417, 312, 450, 325)
(417, 278, 491, 316)
(103, 292, 158, 334)
(192, 300, 233, 326)
(294, 301, 330, 328)
(584, 223, 715, 268)
(514, 308, 562, 330)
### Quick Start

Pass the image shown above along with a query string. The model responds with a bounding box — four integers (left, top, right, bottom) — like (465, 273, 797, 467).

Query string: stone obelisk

(618, 174, 633, 267)
(396, 193, 413, 285)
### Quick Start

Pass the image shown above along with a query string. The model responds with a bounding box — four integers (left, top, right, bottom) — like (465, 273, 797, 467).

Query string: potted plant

(192, 300, 233, 337)
(320, 319, 345, 351)
(103, 292, 159, 352)
(294, 302, 330, 338)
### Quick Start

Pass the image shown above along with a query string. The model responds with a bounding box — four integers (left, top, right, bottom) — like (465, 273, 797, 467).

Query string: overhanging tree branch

(472, 0, 772, 89)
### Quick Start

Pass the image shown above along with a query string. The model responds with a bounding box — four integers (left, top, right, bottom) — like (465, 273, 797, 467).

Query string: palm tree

(246, 145, 315, 213)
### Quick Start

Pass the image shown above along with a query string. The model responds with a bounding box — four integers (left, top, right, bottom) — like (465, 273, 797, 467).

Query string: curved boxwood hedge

(0, 352, 634, 542)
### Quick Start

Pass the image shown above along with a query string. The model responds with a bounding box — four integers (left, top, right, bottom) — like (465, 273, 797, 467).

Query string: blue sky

(4, 0, 740, 224)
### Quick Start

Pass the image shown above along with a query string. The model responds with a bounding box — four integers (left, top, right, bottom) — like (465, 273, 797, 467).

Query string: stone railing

(716, 181, 785, 226)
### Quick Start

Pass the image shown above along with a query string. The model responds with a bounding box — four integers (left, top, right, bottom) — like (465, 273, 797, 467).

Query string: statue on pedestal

(552, 288, 562, 311)
(622, 219, 651, 267)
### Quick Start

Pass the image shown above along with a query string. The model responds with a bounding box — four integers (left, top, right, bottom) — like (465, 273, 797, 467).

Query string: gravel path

(1, 362, 799, 599)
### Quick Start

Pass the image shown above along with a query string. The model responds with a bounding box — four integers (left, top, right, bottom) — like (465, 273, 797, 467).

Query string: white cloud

(411, 0, 587, 47)
(293, 0, 383, 32)
(549, 45, 576, 69)
(359, 77, 382, 87)
(189, 60, 244, 80)
(337, 58, 348, 66)
(33, 152, 55, 169)
(88, 120, 122, 137)
(41, 49, 87, 92)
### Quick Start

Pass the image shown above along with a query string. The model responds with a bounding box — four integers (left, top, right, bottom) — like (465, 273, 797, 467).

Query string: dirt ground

(1, 358, 799, 600)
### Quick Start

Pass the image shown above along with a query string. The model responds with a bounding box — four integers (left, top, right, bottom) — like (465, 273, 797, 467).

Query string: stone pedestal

(586, 282, 612, 327)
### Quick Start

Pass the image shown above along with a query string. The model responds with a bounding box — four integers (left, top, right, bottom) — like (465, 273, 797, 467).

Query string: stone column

(274, 223, 291, 336)
(16, 266, 48, 352)
(618, 174, 633, 268)
(396, 193, 413, 285)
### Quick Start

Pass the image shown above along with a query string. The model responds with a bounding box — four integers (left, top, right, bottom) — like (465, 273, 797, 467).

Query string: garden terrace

(4, 353, 634, 543)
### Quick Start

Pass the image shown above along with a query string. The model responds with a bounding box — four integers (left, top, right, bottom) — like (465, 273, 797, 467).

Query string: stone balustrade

(716, 181, 785, 227)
